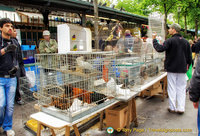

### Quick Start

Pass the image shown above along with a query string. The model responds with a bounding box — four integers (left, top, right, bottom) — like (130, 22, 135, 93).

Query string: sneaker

(16, 100, 25, 105)
(6, 129, 15, 136)
(0, 127, 4, 134)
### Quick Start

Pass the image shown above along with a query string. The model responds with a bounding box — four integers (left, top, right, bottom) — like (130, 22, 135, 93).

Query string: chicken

(51, 85, 107, 110)
(72, 88, 106, 105)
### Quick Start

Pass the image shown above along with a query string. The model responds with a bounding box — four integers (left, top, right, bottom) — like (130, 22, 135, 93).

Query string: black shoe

(177, 111, 184, 115)
(167, 108, 175, 113)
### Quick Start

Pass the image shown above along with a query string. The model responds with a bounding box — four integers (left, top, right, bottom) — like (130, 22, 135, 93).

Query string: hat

(169, 23, 181, 32)
(43, 30, 50, 36)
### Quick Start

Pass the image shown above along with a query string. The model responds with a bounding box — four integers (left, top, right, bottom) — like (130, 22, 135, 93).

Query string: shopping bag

(186, 64, 192, 80)
(26, 71, 36, 88)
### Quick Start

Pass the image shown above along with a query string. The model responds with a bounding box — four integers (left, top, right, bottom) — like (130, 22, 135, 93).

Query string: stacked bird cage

(35, 52, 116, 122)
(135, 12, 166, 83)
(109, 36, 144, 97)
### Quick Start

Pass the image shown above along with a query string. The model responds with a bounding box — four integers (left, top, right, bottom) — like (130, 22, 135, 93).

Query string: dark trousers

(15, 76, 21, 101)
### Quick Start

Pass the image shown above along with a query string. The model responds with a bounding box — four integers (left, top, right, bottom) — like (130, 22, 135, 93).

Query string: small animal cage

(115, 56, 143, 88)
(140, 55, 165, 85)
(35, 52, 117, 122)
(19, 77, 39, 129)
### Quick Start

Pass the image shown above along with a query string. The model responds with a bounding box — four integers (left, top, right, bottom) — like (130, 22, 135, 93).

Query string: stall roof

(0, 5, 15, 12)
(0, 0, 148, 24)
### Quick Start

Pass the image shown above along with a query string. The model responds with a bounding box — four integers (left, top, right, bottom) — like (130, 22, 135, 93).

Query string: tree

(143, 0, 177, 39)
(116, 0, 178, 38)
(116, 0, 149, 16)
(94, 0, 99, 49)
(187, 0, 200, 36)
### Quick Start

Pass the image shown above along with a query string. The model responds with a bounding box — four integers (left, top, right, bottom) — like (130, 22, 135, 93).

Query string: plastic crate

(23, 57, 35, 64)
(21, 45, 36, 64)
(21, 45, 36, 51)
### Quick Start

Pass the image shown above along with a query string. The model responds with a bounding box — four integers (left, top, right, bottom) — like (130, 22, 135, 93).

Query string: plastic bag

(26, 71, 36, 88)
(186, 64, 192, 81)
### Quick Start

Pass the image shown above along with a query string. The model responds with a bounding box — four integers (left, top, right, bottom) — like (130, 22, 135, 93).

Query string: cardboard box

(106, 102, 133, 130)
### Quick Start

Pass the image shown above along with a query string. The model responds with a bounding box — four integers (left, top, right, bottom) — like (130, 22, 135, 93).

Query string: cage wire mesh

(19, 77, 38, 125)
(147, 12, 165, 59)
(137, 12, 166, 84)
(113, 35, 143, 94)
(35, 52, 117, 122)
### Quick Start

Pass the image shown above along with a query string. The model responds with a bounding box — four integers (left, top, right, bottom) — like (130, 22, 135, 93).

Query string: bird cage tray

(41, 98, 116, 123)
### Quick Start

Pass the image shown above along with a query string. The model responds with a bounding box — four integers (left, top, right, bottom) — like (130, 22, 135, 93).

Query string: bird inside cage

(102, 60, 111, 82)
(72, 88, 107, 105)
(120, 69, 129, 89)
(76, 56, 94, 74)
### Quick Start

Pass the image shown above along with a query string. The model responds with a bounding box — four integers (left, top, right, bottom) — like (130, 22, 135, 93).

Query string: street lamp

(178, 7, 181, 24)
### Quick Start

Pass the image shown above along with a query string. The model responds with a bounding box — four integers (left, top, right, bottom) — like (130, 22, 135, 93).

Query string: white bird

(76, 56, 93, 70)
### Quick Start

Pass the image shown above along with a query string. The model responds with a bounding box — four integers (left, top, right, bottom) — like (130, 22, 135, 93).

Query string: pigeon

(76, 56, 93, 70)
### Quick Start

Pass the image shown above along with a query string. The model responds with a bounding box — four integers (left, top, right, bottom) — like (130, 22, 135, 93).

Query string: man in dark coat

(152, 23, 192, 114)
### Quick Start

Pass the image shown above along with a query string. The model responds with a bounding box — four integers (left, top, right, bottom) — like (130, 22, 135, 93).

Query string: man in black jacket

(11, 28, 25, 105)
(0, 18, 17, 136)
(152, 23, 192, 114)
(188, 57, 200, 136)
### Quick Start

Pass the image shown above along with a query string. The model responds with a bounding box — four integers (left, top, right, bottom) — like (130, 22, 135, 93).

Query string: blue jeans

(198, 101, 200, 136)
(0, 77, 17, 131)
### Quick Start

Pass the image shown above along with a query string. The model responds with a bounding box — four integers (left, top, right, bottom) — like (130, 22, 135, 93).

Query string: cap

(169, 23, 181, 32)
(43, 30, 50, 36)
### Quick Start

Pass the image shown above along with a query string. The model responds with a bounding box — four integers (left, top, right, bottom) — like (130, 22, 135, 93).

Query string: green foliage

(180, 31, 193, 40)
(98, 0, 113, 7)
(115, 0, 200, 34)
(116, 0, 150, 16)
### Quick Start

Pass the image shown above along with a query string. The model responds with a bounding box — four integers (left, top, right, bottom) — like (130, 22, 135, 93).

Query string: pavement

(0, 92, 198, 136)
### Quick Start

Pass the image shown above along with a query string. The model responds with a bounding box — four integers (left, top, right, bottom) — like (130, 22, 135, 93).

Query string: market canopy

(0, 0, 148, 24)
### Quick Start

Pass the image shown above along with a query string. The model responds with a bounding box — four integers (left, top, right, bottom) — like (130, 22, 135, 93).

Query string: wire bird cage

(108, 32, 165, 97)
(147, 12, 165, 59)
(19, 77, 38, 125)
(35, 52, 116, 122)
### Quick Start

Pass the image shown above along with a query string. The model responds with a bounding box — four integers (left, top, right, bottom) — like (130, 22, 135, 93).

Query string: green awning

(0, 5, 15, 12)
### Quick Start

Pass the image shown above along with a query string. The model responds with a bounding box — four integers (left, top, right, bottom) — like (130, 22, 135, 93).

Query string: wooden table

(99, 72, 167, 136)
(31, 100, 119, 136)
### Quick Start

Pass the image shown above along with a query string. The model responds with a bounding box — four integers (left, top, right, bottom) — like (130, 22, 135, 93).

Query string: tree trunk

(94, 0, 99, 50)
(164, 3, 168, 40)
(184, 13, 187, 35)
(195, 18, 198, 37)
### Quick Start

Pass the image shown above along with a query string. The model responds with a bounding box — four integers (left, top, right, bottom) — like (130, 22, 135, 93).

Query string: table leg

(37, 122, 42, 136)
(126, 100, 132, 136)
(65, 126, 70, 136)
(132, 98, 138, 127)
(99, 110, 104, 131)
(73, 124, 80, 136)
(50, 128, 56, 136)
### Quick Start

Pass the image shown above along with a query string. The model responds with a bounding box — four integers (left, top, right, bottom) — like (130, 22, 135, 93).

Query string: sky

(113, 0, 118, 4)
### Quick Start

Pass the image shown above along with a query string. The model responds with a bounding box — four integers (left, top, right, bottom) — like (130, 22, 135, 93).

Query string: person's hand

(8, 66, 18, 75)
(152, 32, 157, 39)
(193, 102, 199, 109)
(128, 49, 132, 53)
(4, 44, 17, 53)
